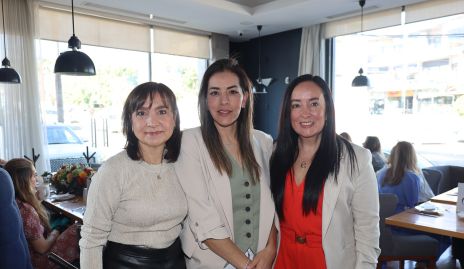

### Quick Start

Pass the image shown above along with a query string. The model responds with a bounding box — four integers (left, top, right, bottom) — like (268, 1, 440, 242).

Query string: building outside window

(333, 14, 464, 166)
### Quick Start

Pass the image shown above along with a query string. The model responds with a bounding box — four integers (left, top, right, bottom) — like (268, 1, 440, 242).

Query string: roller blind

(324, 8, 401, 39)
(38, 7, 211, 59)
(405, 0, 464, 24)
(152, 27, 210, 59)
(324, 0, 464, 39)
(38, 7, 151, 52)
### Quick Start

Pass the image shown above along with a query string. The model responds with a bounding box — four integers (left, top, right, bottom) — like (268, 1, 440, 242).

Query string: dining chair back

(377, 193, 439, 269)
(422, 168, 443, 195)
(0, 168, 33, 269)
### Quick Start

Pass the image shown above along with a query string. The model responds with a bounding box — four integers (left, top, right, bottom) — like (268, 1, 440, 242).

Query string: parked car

(46, 124, 99, 171)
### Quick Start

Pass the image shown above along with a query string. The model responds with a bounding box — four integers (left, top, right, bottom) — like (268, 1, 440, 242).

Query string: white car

(47, 124, 99, 171)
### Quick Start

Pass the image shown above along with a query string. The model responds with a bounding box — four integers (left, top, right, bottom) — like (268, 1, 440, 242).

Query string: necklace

(300, 160, 311, 169)
(156, 161, 163, 180)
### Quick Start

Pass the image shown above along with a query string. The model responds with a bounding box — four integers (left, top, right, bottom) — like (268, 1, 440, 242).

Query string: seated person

(377, 141, 419, 214)
(5, 158, 79, 269)
(377, 141, 449, 256)
(363, 136, 386, 172)
(339, 132, 352, 142)
(0, 168, 32, 269)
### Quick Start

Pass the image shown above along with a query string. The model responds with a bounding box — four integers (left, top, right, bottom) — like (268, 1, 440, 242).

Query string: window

(333, 14, 464, 166)
(37, 40, 207, 163)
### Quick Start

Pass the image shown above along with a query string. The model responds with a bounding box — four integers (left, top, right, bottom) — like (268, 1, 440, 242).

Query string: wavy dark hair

(198, 58, 260, 183)
(363, 136, 382, 153)
(270, 74, 357, 218)
(122, 82, 181, 162)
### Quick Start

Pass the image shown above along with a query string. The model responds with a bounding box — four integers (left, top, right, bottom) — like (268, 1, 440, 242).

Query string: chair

(422, 168, 443, 195)
(48, 252, 78, 269)
(48, 223, 81, 269)
(377, 193, 439, 269)
(432, 165, 464, 194)
(0, 168, 33, 269)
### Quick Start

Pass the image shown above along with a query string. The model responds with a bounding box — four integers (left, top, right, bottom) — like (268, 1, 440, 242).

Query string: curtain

(210, 33, 229, 62)
(0, 0, 49, 172)
(298, 24, 325, 78)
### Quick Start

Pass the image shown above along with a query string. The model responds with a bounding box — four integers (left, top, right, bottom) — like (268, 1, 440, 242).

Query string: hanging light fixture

(0, 0, 20, 84)
(54, 0, 95, 76)
(253, 25, 273, 94)
(352, 0, 369, 87)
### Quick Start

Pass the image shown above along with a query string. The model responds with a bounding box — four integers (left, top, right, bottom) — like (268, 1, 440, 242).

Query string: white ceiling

(41, 0, 431, 41)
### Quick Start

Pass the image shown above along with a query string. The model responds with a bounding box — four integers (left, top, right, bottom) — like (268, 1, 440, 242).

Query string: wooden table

(43, 196, 85, 224)
(430, 187, 458, 205)
(385, 202, 464, 239)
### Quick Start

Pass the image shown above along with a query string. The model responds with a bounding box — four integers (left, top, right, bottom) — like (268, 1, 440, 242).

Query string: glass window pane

(151, 53, 206, 130)
(333, 14, 464, 167)
(37, 40, 150, 162)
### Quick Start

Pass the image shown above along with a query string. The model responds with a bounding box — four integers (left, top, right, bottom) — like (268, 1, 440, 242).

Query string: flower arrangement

(51, 164, 94, 195)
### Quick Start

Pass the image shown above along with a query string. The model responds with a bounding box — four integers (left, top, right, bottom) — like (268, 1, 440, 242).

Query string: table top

(430, 187, 458, 205)
(385, 202, 464, 239)
(43, 196, 85, 224)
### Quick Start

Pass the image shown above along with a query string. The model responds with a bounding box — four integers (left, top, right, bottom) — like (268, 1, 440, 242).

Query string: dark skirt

(103, 238, 186, 269)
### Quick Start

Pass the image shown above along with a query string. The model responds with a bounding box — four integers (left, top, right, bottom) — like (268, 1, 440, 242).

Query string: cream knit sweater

(79, 151, 187, 268)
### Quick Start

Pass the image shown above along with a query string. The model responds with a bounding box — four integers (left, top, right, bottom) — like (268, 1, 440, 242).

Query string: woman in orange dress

(270, 74, 380, 269)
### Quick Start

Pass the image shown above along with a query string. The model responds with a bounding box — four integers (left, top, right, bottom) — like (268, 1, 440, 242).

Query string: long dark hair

(122, 82, 181, 162)
(270, 74, 357, 218)
(198, 58, 260, 183)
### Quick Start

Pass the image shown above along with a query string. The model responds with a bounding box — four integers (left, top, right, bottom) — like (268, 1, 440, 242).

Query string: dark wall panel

(230, 28, 301, 139)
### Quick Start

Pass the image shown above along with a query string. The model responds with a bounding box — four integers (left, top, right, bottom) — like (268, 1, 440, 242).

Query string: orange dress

(274, 170, 326, 269)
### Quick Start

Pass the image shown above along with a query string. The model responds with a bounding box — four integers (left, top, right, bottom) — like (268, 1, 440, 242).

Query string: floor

(383, 247, 462, 269)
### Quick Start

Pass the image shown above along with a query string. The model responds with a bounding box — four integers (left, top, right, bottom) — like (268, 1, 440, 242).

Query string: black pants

(103, 238, 186, 269)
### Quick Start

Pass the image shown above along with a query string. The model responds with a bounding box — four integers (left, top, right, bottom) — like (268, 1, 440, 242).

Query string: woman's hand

(31, 229, 61, 254)
(248, 244, 276, 269)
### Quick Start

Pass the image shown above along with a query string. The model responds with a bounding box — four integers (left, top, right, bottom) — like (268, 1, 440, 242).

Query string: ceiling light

(352, 0, 369, 87)
(0, 0, 21, 84)
(54, 0, 96, 76)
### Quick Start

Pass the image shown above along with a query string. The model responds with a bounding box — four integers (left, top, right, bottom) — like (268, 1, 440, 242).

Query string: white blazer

(321, 144, 381, 269)
(175, 127, 276, 269)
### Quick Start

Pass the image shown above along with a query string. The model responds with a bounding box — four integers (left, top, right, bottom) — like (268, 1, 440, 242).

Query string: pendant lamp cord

(71, 0, 75, 36)
(360, 0, 365, 33)
(1, 0, 7, 58)
(257, 25, 262, 82)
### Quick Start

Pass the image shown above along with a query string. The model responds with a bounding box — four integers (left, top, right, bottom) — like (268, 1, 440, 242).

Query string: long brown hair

(382, 141, 419, 186)
(5, 158, 50, 230)
(198, 58, 260, 183)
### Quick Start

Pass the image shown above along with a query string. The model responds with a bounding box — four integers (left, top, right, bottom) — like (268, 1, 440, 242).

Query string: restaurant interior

(0, 0, 463, 268)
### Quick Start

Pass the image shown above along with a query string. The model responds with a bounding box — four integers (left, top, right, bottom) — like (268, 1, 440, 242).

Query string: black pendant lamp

(0, 0, 21, 84)
(352, 0, 369, 87)
(54, 0, 95, 76)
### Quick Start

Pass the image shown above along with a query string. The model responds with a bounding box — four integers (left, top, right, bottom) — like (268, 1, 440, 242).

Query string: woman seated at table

(377, 141, 420, 214)
(4, 158, 79, 269)
(362, 136, 386, 172)
(376, 142, 449, 256)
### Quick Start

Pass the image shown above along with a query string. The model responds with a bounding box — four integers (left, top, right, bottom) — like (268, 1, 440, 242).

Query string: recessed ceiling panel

(224, 0, 277, 8)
